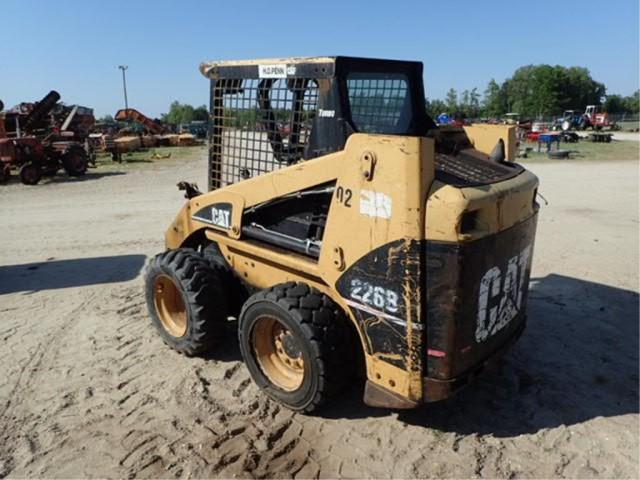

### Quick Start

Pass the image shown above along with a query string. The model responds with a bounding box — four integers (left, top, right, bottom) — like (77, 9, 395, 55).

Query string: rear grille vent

(435, 151, 522, 187)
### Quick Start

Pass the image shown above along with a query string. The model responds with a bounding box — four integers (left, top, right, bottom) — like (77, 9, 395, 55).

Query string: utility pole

(118, 65, 129, 110)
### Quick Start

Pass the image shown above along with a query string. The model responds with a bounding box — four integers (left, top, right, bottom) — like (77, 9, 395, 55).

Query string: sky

(1, 0, 638, 118)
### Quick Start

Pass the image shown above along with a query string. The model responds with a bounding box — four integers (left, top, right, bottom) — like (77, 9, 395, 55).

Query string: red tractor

(0, 91, 92, 185)
(583, 105, 617, 130)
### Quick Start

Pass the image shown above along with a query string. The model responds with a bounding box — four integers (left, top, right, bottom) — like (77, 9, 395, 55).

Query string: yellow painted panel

(464, 124, 517, 161)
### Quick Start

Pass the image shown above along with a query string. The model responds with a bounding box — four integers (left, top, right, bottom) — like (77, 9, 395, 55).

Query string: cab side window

(346, 72, 412, 134)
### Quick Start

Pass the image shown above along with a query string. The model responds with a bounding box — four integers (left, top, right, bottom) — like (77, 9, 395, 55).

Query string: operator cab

(201, 56, 521, 192)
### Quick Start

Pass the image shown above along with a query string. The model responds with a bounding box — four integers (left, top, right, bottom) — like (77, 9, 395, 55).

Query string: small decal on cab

(192, 202, 233, 230)
(360, 190, 392, 219)
(258, 64, 296, 78)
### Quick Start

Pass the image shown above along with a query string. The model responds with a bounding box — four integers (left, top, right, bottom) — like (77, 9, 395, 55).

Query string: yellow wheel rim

(153, 274, 187, 337)
(253, 315, 304, 391)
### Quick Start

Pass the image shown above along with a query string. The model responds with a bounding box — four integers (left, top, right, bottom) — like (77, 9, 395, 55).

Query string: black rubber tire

(0, 164, 10, 184)
(19, 163, 42, 185)
(62, 145, 88, 176)
(238, 282, 354, 413)
(202, 243, 249, 318)
(145, 248, 229, 356)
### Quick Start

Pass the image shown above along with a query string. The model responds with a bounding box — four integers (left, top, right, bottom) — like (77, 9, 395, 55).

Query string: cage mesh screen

(346, 73, 411, 134)
(210, 78, 318, 188)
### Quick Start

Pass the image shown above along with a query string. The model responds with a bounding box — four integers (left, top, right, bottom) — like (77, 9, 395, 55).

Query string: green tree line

(426, 64, 639, 119)
(98, 68, 638, 125)
(161, 101, 208, 124)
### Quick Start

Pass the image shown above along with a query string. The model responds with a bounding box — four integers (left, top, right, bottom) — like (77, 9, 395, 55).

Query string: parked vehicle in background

(114, 108, 168, 135)
(436, 112, 451, 125)
(503, 112, 520, 125)
(553, 110, 585, 131)
(180, 121, 208, 138)
(583, 105, 618, 130)
(0, 91, 92, 185)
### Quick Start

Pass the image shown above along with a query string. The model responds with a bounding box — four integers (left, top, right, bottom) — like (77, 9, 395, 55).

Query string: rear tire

(145, 248, 230, 355)
(62, 145, 88, 177)
(19, 163, 41, 185)
(238, 282, 354, 412)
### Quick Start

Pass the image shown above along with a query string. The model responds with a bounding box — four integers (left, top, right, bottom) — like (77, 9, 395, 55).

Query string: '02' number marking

(350, 279, 399, 314)
(335, 186, 352, 207)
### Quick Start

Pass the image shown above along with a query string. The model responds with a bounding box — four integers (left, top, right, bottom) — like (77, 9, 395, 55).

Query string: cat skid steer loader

(144, 57, 539, 412)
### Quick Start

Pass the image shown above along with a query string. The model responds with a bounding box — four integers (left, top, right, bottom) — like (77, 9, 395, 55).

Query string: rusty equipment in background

(21, 90, 61, 133)
(0, 90, 93, 185)
(93, 108, 199, 162)
(114, 108, 167, 135)
(583, 105, 618, 131)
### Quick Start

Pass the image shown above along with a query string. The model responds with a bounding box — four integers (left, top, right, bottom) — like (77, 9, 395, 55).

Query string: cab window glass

(346, 72, 412, 134)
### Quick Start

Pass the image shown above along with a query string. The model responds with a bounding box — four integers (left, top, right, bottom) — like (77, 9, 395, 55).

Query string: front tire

(62, 145, 88, 177)
(0, 164, 10, 184)
(145, 248, 229, 355)
(238, 282, 354, 412)
(19, 163, 41, 185)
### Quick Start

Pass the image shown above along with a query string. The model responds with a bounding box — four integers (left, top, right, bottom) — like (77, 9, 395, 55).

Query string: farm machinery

(144, 56, 540, 412)
(583, 105, 617, 130)
(553, 110, 584, 131)
(114, 108, 167, 134)
(553, 107, 618, 131)
(91, 107, 199, 162)
(114, 108, 197, 147)
(0, 91, 94, 185)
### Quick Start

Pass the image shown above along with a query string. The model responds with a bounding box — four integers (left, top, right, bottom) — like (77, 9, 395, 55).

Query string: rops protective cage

(200, 57, 431, 190)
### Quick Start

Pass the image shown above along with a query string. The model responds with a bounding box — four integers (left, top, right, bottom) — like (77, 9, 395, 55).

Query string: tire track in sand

(89, 285, 315, 478)
(0, 291, 98, 477)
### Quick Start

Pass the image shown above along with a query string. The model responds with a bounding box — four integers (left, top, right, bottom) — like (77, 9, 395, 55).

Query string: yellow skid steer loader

(145, 57, 539, 412)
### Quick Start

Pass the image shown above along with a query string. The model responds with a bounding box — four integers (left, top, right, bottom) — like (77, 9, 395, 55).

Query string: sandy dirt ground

(611, 132, 640, 142)
(0, 150, 638, 479)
